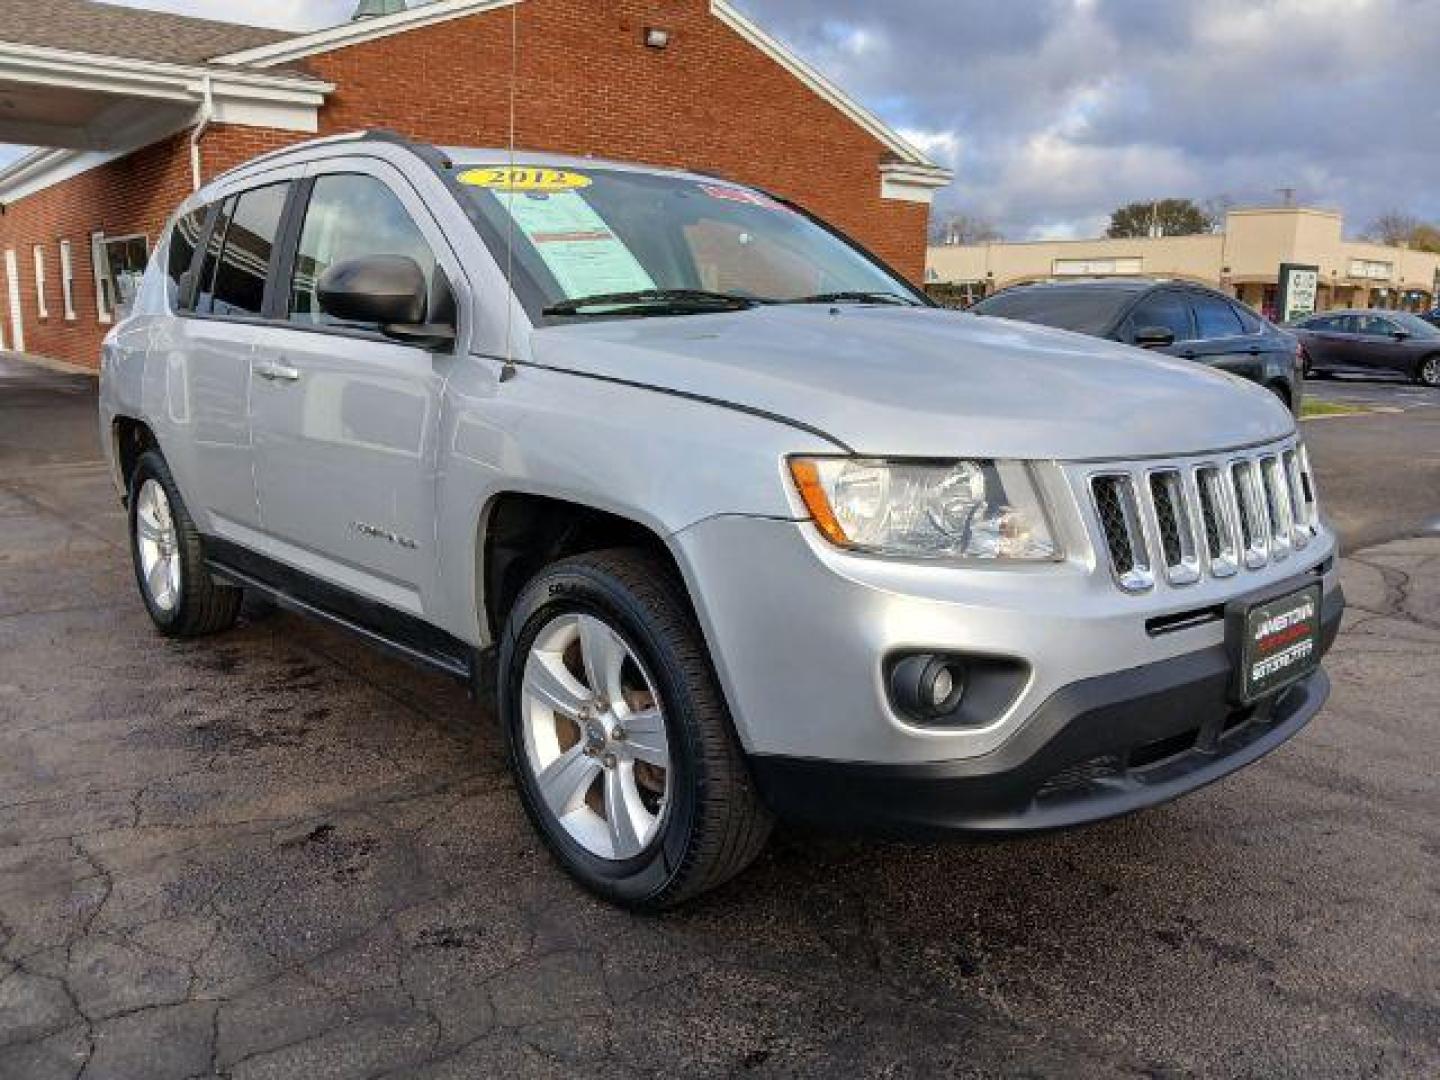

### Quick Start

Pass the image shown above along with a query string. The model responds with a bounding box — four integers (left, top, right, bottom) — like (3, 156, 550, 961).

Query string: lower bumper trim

(749, 591, 1341, 837)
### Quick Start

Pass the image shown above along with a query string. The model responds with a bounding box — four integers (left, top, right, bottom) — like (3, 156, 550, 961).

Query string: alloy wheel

(1422, 356, 1440, 387)
(135, 479, 182, 613)
(519, 612, 671, 860)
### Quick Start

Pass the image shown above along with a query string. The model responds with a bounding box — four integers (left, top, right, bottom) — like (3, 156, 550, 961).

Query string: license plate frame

(1229, 582, 1323, 704)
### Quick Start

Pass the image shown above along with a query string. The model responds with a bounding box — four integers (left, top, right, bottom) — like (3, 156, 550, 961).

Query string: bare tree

(1363, 211, 1425, 246)
(1200, 194, 1234, 232)
(930, 212, 1004, 246)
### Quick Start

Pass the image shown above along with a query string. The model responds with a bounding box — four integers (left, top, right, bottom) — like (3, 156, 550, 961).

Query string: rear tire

(128, 451, 242, 638)
(499, 549, 772, 910)
(1417, 354, 1440, 388)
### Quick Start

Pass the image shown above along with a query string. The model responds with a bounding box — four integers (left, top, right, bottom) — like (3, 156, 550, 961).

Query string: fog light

(890, 654, 967, 722)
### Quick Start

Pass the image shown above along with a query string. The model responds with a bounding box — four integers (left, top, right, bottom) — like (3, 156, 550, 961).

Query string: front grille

(1089, 440, 1319, 593)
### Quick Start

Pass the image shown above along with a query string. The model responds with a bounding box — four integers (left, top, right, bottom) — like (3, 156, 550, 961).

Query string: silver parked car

(99, 132, 1344, 908)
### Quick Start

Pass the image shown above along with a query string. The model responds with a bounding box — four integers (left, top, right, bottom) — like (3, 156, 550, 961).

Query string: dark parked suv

(1290, 310, 1440, 387)
(971, 280, 1304, 412)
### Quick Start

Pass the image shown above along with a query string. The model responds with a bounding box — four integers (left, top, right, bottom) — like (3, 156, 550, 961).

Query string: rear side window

(1127, 291, 1193, 342)
(165, 206, 208, 309)
(288, 173, 439, 334)
(1191, 293, 1245, 339)
(1231, 302, 1267, 334)
(195, 182, 290, 319)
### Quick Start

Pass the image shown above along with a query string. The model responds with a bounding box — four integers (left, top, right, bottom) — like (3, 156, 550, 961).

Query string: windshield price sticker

(700, 184, 788, 211)
(459, 166, 593, 192)
(490, 188, 655, 299)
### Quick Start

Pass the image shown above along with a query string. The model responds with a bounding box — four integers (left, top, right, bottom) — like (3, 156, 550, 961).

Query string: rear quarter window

(165, 206, 209, 311)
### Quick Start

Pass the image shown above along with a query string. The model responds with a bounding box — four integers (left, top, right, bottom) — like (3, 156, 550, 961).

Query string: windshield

(970, 286, 1136, 336)
(453, 164, 924, 318)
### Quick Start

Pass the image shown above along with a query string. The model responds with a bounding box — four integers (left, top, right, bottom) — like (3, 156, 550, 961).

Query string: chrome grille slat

(1089, 441, 1320, 592)
(1261, 455, 1293, 560)
(1146, 469, 1200, 585)
(1195, 465, 1239, 578)
(1091, 473, 1154, 592)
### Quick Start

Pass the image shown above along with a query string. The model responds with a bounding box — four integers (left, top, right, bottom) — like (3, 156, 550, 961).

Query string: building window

(33, 245, 48, 319)
(91, 232, 112, 324)
(1349, 258, 1392, 280)
(103, 235, 150, 314)
(58, 240, 76, 321)
(1053, 257, 1143, 276)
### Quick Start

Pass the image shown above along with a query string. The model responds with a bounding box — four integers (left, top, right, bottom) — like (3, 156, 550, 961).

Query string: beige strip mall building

(926, 207, 1440, 319)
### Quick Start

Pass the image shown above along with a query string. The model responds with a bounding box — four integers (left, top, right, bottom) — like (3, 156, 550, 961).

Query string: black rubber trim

(749, 581, 1343, 837)
(203, 535, 477, 684)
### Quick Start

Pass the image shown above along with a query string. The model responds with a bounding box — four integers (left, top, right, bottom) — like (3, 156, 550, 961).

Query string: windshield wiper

(783, 291, 920, 307)
(543, 289, 764, 317)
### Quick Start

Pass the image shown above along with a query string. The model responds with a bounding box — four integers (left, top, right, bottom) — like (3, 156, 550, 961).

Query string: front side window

(1127, 291, 1193, 342)
(1191, 293, 1245, 339)
(197, 183, 289, 319)
(289, 173, 439, 333)
(454, 165, 922, 319)
(1354, 314, 1397, 337)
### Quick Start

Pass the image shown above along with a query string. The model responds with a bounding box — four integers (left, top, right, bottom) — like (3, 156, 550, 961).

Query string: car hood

(530, 306, 1294, 459)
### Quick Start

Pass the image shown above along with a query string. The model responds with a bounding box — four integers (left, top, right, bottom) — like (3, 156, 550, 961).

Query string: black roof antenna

(499, 0, 520, 384)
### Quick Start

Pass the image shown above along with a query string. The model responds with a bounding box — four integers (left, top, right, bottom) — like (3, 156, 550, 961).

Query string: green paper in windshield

(492, 190, 655, 299)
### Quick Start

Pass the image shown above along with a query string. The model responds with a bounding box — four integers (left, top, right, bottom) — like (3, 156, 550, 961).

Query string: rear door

(1351, 313, 1412, 376)
(248, 159, 464, 618)
(170, 173, 299, 536)
(1296, 314, 1347, 368)
(1181, 290, 1265, 384)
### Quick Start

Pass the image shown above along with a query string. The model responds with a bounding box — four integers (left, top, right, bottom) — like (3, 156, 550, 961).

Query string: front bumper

(747, 585, 1341, 835)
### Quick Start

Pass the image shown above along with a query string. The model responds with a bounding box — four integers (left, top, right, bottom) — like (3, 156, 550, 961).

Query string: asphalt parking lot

(1, 353, 1438, 1079)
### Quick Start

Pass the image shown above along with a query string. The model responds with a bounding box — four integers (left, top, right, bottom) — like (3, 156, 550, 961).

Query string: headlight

(788, 457, 1059, 561)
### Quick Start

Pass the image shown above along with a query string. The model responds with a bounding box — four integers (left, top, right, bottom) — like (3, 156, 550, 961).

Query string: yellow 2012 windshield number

(458, 166, 592, 192)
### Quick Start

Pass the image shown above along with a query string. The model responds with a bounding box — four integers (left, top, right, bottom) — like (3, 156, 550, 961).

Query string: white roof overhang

(0, 42, 331, 201)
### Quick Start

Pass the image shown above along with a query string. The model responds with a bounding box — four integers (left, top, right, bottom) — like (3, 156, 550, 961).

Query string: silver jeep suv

(99, 132, 1344, 908)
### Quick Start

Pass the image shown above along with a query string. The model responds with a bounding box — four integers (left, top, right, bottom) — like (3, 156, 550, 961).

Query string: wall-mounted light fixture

(644, 27, 671, 49)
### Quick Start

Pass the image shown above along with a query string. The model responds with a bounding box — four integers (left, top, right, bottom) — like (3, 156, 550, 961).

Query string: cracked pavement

(1, 353, 1438, 1078)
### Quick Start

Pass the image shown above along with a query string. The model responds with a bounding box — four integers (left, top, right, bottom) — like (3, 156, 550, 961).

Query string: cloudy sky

(5, 0, 1437, 239)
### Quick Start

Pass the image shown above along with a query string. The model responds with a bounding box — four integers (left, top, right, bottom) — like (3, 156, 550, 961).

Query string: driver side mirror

(1132, 325, 1176, 349)
(1391, 329, 1411, 341)
(317, 255, 456, 350)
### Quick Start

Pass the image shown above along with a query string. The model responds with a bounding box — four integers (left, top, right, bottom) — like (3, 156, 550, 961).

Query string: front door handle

(254, 360, 300, 383)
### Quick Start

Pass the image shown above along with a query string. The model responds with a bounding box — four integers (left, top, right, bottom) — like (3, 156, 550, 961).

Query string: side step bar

(202, 540, 482, 689)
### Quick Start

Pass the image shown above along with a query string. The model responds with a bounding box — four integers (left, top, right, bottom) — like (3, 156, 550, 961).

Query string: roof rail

(206, 128, 445, 186)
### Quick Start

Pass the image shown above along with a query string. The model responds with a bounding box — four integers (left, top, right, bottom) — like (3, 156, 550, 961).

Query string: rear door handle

(254, 360, 300, 383)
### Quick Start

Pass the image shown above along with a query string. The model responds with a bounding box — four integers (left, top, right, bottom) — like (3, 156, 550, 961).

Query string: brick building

(0, 0, 950, 368)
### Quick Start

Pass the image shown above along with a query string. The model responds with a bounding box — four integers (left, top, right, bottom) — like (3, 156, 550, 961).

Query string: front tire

(1417, 354, 1440, 388)
(499, 549, 772, 910)
(128, 450, 242, 637)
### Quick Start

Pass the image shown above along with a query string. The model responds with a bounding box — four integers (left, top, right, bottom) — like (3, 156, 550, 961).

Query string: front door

(1182, 291, 1265, 384)
(4, 250, 23, 353)
(249, 162, 460, 617)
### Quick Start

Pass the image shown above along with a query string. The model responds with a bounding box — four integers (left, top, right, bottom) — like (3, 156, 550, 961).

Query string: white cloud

(897, 128, 961, 169)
